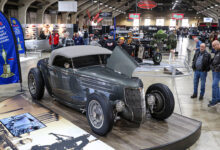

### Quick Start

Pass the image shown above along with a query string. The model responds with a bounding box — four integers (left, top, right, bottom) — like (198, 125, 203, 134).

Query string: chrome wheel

(88, 100, 104, 129)
(28, 73, 36, 95)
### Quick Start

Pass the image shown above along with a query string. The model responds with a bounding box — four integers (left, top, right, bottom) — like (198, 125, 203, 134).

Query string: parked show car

(28, 46, 175, 136)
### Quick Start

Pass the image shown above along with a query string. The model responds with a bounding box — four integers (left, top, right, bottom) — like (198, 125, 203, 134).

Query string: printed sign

(138, 0, 157, 9)
(203, 17, 213, 23)
(99, 12, 112, 18)
(129, 13, 141, 20)
(0, 12, 21, 85)
(11, 17, 26, 54)
(172, 13, 184, 20)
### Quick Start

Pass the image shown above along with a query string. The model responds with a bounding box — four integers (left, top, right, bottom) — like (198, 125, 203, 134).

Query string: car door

(48, 55, 86, 106)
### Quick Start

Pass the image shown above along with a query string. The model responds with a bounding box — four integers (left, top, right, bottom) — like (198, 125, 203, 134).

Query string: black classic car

(28, 46, 174, 135)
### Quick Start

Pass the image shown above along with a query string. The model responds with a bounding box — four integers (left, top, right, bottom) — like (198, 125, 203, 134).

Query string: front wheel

(145, 83, 175, 120)
(86, 94, 114, 136)
(28, 68, 45, 100)
(153, 52, 162, 65)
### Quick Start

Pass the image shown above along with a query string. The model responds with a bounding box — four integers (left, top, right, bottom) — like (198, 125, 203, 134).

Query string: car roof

(48, 45, 112, 65)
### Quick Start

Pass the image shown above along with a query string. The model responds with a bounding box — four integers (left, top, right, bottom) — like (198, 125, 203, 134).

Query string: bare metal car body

(28, 45, 174, 135)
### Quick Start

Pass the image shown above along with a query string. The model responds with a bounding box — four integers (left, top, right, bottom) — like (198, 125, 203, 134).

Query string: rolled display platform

(0, 94, 201, 150)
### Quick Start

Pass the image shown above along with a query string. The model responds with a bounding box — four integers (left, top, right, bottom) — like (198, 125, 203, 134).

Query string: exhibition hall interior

(0, 0, 220, 149)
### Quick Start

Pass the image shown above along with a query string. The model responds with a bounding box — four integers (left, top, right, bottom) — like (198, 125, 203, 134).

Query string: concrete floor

(0, 38, 220, 150)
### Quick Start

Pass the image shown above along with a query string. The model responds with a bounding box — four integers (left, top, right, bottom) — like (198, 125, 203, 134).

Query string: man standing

(49, 30, 59, 51)
(191, 43, 211, 100)
(74, 33, 84, 45)
(194, 37, 202, 52)
(83, 30, 89, 45)
(208, 40, 220, 107)
(118, 37, 132, 55)
(104, 34, 117, 51)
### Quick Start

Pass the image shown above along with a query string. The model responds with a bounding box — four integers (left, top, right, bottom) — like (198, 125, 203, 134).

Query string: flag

(11, 17, 26, 54)
(0, 11, 22, 85)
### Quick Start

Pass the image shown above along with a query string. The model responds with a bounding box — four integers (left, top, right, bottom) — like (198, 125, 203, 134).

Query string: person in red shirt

(49, 30, 59, 51)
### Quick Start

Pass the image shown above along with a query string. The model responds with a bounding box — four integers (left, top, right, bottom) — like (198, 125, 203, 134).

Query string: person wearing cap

(118, 37, 132, 55)
(49, 30, 59, 51)
(90, 36, 101, 47)
(99, 34, 108, 47)
(104, 33, 117, 51)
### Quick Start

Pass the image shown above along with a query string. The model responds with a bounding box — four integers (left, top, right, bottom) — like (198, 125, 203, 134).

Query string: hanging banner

(97, 18, 103, 23)
(0, 12, 21, 85)
(172, 13, 184, 20)
(93, 11, 101, 22)
(10, 17, 26, 54)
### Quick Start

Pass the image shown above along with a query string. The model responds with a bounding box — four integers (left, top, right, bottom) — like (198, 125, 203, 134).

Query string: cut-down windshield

(72, 54, 110, 69)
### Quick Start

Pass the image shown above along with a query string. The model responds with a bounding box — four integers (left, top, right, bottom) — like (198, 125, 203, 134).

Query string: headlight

(115, 100, 125, 112)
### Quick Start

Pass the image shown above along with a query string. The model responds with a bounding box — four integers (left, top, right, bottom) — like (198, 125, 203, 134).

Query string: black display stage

(0, 94, 201, 150)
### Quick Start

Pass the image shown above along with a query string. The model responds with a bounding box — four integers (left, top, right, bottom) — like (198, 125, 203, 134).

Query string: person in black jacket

(104, 34, 117, 51)
(191, 43, 211, 100)
(208, 40, 220, 107)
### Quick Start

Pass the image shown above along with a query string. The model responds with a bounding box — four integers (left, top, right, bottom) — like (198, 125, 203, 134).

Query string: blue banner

(11, 17, 25, 54)
(0, 12, 21, 85)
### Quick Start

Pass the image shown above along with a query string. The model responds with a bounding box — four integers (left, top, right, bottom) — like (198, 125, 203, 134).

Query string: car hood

(77, 66, 141, 88)
(106, 46, 139, 78)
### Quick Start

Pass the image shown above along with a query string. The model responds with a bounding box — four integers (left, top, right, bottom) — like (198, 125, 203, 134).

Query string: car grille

(124, 88, 146, 123)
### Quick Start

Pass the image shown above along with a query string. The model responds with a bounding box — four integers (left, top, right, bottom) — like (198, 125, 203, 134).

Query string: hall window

(170, 19, 176, 27)
(156, 19, 164, 26)
(133, 19, 140, 26)
(182, 19, 189, 27)
(144, 19, 151, 26)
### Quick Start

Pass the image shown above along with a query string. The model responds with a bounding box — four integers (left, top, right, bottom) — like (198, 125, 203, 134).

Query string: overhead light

(109, 6, 112, 9)
(113, 7, 116, 10)
(105, 5, 108, 7)
(100, 2, 103, 5)
(211, 6, 214, 8)
(207, 7, 210, 9)
(93, 0, 98, 3)
(215, 4, 218, 6)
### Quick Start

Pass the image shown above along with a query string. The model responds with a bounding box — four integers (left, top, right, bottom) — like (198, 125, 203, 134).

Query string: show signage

(203, 17, 213, 23)
(11, 17, 26, 54)
(129, 13, 141, 20)
(0, 12, 21, 85)
(172, 13, 184, 20)
(99, 12, 112, 18)
(137, 0, 157, 9)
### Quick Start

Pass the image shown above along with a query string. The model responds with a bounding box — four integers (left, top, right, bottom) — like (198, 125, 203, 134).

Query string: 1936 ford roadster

(28, 46, 174, 136)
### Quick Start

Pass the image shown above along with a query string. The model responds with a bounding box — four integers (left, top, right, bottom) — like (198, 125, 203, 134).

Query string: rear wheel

(86, 94, 114, 136)
(153, 52, 162, 65)
(28, 68, 45, 100)
(146, 83, 174, 120)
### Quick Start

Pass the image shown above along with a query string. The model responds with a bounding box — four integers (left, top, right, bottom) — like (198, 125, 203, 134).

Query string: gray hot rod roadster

(28, 46, 174, 136)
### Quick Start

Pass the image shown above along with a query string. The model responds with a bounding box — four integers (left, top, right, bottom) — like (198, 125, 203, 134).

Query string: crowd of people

(191, 38, 220, 107)
(47, 29, 219, 107)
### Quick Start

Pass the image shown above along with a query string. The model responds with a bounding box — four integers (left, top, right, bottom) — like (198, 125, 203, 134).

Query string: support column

(18, 0, 35, 24)
(78, 15, 84, 29)
(36, 0, 57, 24)
(61, 12, 69, 24)
(71, 14, 77, 24)
(51, 14, 57, 24)
(0, 0, 7, 12)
